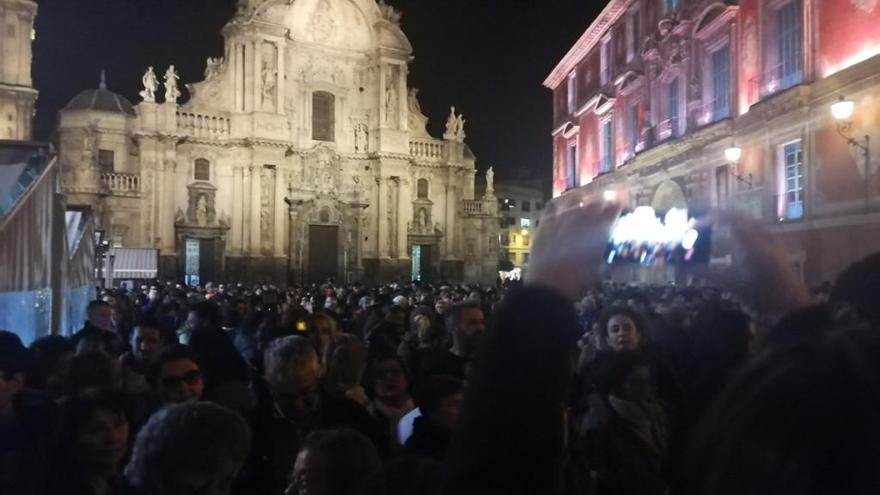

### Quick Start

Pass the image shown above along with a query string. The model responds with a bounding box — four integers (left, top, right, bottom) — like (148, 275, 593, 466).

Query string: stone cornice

(543, 0, 631, 89)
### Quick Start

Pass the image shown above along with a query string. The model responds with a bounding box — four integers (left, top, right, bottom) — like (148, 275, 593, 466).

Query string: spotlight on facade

(831, 97, 856, 121)
(521, 228, 529, 236)
(724, 145, 743, 163)
(603, 190, 617, 202)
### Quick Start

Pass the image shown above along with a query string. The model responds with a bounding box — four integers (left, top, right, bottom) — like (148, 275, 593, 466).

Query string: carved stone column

(286, 202, 302, 286)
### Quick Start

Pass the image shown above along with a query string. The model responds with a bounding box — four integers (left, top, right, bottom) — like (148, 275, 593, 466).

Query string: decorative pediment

(593, 93, 616, 116)
(614, 70, 645, 96)
(642, 15, 694, 80)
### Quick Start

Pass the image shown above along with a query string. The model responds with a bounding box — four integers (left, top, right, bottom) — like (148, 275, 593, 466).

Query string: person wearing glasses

(147, 345, 205, 406)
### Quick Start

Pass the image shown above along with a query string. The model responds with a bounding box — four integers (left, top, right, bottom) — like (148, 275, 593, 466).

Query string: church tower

(0, 0, 37, 140)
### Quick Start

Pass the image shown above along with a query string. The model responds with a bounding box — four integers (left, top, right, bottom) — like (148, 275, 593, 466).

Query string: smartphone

(296, 321, 308, 332)
(605, 206, 712, 266)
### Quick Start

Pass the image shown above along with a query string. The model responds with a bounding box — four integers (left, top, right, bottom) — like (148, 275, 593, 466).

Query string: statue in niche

(140, 67, 159, 103)
(260, 46, 277, 109)
(196, 195, 208, 226)
(260, 207, 271, 242)
(385, 78, 398, 125)
(418, 208, 429, 231)
(175, 208, 186, 225)
(354, 124, 369, 153)
(164, 65, 181, 103)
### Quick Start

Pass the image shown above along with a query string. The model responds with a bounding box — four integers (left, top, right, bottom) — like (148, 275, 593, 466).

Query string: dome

(64, 72, 136, 116)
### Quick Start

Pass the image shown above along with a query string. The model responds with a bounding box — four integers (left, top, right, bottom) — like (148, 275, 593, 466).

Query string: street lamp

(724, 144, 752, 188)
(830, 96, 871, 212)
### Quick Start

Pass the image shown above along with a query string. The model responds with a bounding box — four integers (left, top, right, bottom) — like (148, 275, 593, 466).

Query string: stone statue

(261, 61, 276, 108)
(486, 167, 495, 192)
(408, 89, 422, 114)
(175, 208, 186, 225)
(354, 124, 369, 153)
(196, 195, 208, 226)
(385, 82, 398, 125)
(140, 66, 159, 103)
(204, 57, 223, 80)
(456, 114, 466, 140)
(444, 106, 458, 138)
(164, 65, 181, 103)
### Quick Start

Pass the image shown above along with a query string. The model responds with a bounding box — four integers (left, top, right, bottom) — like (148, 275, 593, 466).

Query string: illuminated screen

(605, 206, 712, 266)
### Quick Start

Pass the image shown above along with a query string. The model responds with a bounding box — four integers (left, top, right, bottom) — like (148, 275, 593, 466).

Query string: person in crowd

(72, 300, 125, 356)
(365, 354, 415, 450)
(309, 312, 340, 363)
(67, 351, 123, 396)
(119, 318, 165, 395)
(397, 308, 445, 385)
(28, 334, 75, 397)
(321, 334, 369, 408)
(0, 331, 59, 495)
(404, 375, 464, 460)
(365, 305, 407, 358)
(581, 351, 673, 495)
(47, 389, 131, 495)
(287, 429, 381, 495)
(421, 302, 485, 381)
(125, 402, 251, 495)
(372, 456, 442, 495)
(685, 323, 880, 495)
(246, 336, 384, 495)
(146, 344, 205, 407)
(185, 304, 253, 413)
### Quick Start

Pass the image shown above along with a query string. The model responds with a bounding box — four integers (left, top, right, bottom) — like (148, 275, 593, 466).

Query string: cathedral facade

(0, 0, 37, 140)
(58, 0, 499, 285)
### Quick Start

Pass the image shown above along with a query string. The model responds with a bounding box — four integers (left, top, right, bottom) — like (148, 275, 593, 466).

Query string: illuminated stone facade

(57, 0, 499, 285)
(0, 0, 37, 140)
(546, 0, 880, 285)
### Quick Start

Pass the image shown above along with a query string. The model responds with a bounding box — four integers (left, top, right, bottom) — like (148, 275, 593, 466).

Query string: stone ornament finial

(140, 66, 159, 103)
(99, 69, 107, 90)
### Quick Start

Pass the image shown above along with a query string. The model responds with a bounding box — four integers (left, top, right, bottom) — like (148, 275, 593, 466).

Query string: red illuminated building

(545, 0, 880, 285)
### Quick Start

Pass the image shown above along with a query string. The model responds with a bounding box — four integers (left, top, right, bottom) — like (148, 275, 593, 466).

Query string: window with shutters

(312, 91, 335, 142)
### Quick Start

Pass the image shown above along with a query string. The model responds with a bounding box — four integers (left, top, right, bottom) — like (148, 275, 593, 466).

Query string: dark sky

(32, 0, 602, 182)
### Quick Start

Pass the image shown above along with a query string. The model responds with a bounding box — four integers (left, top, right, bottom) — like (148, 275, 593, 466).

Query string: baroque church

(56, 0, 500, 285)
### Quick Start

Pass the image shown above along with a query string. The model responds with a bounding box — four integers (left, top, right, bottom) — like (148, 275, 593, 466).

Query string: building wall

(496, 182, 546, 270)
(546, 0, 880, 285)
(58, 0, 499, 285)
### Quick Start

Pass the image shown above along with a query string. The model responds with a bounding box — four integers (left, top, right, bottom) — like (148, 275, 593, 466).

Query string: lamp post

(830, 97, 871, 212)
(725, 144, 753, 188)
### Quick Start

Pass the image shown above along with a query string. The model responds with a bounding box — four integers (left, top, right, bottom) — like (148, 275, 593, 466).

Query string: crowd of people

(3, 198, 880, 495)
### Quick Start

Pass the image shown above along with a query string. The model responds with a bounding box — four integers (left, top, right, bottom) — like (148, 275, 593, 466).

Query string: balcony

(100, 172, 141, 196)
(656, 117, 679, 142)
(409, 139, 444, 160)
(176, 111, 231, 138)
(750, 61, 804, 103)
(696, 98, 731, 126)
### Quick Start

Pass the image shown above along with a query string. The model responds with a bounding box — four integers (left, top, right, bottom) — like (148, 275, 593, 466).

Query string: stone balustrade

(100, 172, 140, 195)
(463, 200, 485, 216)
(409, 139, 444, 160)
(176, 111, 231, 137)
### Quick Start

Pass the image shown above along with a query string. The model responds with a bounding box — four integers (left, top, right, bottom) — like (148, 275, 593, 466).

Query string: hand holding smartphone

(605, 206, 712, 266)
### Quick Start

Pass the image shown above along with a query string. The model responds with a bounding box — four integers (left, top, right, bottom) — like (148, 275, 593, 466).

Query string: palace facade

(546, 0, 880, 285)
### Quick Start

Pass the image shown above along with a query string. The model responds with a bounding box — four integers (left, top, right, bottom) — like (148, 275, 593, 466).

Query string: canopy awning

(107, 248, 158, 280)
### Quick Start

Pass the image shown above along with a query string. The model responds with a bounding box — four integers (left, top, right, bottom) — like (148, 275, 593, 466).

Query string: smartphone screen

(605, 206, 712, 266)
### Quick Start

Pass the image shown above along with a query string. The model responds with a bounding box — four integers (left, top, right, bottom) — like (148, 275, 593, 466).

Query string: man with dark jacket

(405, 375, 464, 460)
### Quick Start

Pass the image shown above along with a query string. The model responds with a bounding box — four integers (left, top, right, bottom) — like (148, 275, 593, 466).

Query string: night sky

(32, 0, 602, 183)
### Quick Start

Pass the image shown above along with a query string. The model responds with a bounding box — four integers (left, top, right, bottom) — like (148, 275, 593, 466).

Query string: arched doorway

(651, 180, 688, 212)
